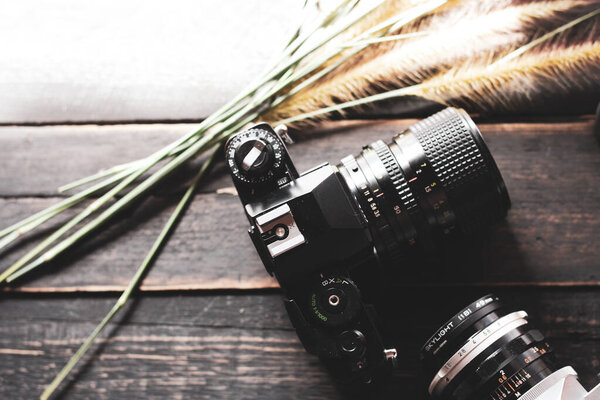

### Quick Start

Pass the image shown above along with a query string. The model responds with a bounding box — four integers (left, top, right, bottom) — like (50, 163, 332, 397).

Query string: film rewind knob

(234, 137, 274, 178)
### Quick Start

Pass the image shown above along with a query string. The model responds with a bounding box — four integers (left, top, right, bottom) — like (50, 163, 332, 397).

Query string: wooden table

(1, 2, 599, 399)
(1, 116, 599, 399)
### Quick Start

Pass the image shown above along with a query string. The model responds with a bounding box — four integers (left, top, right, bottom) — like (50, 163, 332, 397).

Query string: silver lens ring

(429, 311, 529, 396)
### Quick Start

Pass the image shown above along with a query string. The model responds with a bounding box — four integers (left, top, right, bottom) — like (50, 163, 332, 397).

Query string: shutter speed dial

(226, 127, 285, 184)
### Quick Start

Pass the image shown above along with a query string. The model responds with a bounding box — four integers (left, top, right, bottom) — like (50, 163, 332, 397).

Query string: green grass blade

(6, 111, 256, 283)
(40, 148, 219, 400)
(0, 211, 62, 253)
(1, 147, 177, 283)
(58, 160, 143, 193)
(0, 167, 137, 241)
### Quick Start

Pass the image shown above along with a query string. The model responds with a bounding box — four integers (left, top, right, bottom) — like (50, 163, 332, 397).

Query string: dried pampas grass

(408, 40, 600, 113)
(264, 0, 600, 127)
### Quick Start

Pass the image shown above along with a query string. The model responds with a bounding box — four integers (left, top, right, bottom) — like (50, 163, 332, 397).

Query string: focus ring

(371, 140, 418, 215)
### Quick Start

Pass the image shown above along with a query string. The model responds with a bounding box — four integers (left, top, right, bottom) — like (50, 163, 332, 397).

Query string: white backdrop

(0, 0, 302, 123)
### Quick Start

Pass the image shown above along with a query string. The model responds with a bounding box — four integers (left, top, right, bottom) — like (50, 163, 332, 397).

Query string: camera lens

(336, 107, 510, 263)
(421, 295, 557, 400)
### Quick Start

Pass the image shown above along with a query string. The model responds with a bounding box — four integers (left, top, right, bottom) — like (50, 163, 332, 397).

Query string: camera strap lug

(274, 124, 294, 145)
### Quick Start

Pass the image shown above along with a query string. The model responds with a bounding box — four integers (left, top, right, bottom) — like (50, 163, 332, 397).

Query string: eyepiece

(422, 295, 557, 400)
(337, 107, 510, 263)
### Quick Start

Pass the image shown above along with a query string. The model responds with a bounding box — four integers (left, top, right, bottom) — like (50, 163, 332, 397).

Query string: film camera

(423, 295, 600, 400)
(225, 108, 511, 383)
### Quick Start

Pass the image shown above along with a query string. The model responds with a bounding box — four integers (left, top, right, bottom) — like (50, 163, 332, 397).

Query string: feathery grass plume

(318, 0, 424, 68)
(412, 40, 600, 114)
(275, 37, 600, 127)
(264, 0, 600, 126)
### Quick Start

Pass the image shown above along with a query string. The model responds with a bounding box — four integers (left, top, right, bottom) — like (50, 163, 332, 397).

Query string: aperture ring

(481, 346, 554, 400)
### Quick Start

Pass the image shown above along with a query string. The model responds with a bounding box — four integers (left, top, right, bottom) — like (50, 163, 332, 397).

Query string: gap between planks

(5, 280, 600, 294)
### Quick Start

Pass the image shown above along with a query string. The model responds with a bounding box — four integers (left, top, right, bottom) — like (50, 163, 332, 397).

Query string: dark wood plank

(0, 195, 277, 292)
(1, 118, 599, 291)
(0, 1, 302, 124)
(0, 124, 183, 197)
(1, 288, 599, 399)
(3, 117, 598, 198)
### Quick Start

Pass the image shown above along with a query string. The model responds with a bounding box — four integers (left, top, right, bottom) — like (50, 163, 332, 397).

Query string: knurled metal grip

(371, 140, 418, 215)
(409, 108, 509, 235)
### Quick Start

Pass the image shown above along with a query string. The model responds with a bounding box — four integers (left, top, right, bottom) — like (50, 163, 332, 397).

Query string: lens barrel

(336, 107, 510, 263)
(421, 295, 558, 400)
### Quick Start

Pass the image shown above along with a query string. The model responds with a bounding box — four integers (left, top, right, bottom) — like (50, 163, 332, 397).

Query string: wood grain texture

(1, 289, 599, 399)
(0, 0, 301, 124)
(1, 118, 599, 291)
(1, 116, 599, 398)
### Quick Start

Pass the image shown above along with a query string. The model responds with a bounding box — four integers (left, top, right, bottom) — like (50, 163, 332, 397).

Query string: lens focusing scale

(429, 311, 529, 397)
(453, 331, 551, 400)
(422, 295, 561, 400)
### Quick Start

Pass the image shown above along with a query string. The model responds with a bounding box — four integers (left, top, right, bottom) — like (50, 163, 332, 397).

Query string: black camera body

(226, 123, 392, 383)
(225, 108, 511, 384)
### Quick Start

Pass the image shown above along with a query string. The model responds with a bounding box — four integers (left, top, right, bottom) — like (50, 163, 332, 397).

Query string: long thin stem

(492, 7, 600, 66)
(6, 111, 256, 282)
(39, 148, 219, 400)
(276, 84, 421, 126)
(266, 0, 446, 111)
(0, 167, 136, 242)
(1, 144, 181, 282)
(0, 210, 63, 253)
(58, 160, 143, 193)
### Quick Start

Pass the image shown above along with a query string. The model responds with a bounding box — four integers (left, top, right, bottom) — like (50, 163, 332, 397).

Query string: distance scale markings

(489, 343, 552, 400)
